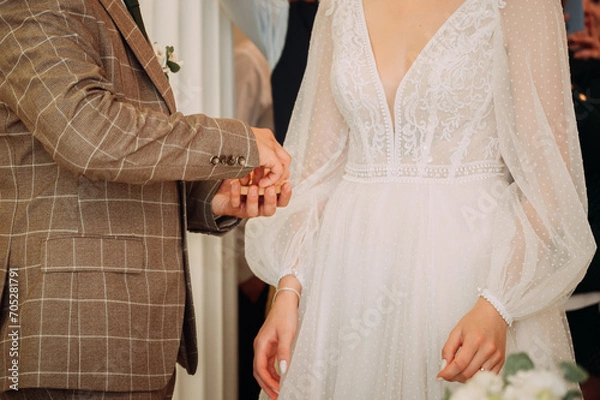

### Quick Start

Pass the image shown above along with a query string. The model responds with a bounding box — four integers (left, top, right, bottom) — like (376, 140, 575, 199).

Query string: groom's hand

(251, 127, 292, 187)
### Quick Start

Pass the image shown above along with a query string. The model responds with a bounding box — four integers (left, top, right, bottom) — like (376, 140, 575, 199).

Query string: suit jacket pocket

(14, 236, 177, 392)
(42, 236, 145, 274)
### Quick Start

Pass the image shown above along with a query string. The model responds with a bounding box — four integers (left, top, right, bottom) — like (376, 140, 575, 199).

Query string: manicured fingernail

(279, 360, 288, 375)
(437, 359, 447, 381)
(440, 359, 447, 370)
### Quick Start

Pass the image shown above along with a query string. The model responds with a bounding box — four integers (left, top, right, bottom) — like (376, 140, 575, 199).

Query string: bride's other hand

(253, 276, 301, 399)
(436, 297, 508, 383)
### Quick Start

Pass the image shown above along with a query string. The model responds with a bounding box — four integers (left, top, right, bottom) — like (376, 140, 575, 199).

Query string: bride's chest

(363, 0, 469, 102)
(329, 0, 500, 131)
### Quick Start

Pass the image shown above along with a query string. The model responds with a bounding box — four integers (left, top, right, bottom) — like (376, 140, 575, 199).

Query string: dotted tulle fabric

(245, 0, 596, 398)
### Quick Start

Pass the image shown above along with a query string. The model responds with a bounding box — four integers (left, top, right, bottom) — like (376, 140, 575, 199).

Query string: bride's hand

(436, 297, 508, 383)
(212, 175, 292, 219)
(253, 276, 301, 399)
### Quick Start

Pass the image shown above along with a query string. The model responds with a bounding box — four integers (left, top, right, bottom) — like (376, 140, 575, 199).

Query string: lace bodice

(331, 0, 502, 180)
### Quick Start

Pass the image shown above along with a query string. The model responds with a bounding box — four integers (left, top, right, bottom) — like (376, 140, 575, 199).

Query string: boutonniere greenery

(154, 42, 182, 78)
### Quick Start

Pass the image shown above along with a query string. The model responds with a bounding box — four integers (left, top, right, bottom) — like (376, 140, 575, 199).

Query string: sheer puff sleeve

(482, 0, 596, 324)
(245, 1, 348, 289)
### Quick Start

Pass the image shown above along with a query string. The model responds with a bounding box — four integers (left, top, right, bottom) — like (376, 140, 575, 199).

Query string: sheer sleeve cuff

(277, 267, 304, 290)
(478, 288, 513, 326)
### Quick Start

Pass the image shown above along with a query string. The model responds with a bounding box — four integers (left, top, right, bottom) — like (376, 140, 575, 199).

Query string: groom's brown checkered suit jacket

(0, 0, 259, 393)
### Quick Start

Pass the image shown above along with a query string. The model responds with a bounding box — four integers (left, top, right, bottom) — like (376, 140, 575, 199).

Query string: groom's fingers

(239, 174, 252, 186)
(252, 167, 265, 184)
(257, 151, 291, 188)
(252, 127, 291, 188)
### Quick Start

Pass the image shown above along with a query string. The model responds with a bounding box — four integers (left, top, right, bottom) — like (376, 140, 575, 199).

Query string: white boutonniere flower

(154, 42, 182, 78)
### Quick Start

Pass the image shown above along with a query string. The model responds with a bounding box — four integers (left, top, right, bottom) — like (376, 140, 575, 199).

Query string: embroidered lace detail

(344, 161, 505, 182)
(331, 2, 390, 165)
(324, 0, 338, 16)
(331, 0, 501, 172)
(397, 0, 497, 165)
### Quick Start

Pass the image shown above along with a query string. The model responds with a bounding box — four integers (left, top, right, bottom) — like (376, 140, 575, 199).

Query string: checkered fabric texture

(0, 0, 259, 393)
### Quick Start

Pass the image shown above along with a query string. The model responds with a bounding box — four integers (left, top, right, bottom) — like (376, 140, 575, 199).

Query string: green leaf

(503, 352, 535, 379)
(563, 389, 584, 400)
(443, 387, 452, 400)
(559, 362, 589, 384)
(166, 60, 181, 73)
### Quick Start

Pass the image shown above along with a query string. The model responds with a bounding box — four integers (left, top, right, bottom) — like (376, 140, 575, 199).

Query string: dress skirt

(262, 173, 575, 399)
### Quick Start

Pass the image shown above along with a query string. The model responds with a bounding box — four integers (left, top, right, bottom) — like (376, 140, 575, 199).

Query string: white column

(139, 1, 237, 399)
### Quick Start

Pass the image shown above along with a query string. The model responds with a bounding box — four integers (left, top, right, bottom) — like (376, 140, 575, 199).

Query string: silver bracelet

(272, 287, 301, 306)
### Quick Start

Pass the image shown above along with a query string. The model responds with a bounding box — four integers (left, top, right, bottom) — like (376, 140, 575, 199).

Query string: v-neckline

(359, 0, 473, 131)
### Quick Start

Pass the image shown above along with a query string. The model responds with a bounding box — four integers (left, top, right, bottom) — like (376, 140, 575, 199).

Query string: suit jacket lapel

(98, 0, 177, 113)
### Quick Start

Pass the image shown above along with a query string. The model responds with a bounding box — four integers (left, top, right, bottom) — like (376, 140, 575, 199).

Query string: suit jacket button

(220, 155, 228, 165)
(210, 156, 221, 165)
(227, 155, 236, 166)
(237, 156, 246, 167)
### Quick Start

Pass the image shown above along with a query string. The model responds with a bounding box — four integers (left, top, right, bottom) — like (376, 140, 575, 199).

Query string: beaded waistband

(343, 162, 506, 183)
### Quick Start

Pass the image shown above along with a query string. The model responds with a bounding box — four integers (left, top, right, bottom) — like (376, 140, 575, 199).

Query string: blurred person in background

(230, 26, 276, 400)
(220, 0, 318, 144)
(221, 3, 318, 398)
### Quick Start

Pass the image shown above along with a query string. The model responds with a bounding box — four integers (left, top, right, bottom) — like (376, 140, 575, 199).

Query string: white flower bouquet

(445, 353, 589, 400)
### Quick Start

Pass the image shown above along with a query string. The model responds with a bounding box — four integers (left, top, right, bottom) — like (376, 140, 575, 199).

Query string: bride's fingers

(267, 357, 279, 383)
(437, 329, 462, 380)
(259, 186, 278, 217)
(277, 182, 292, 208)
(440, 342, 478, 382)
(254, 333, 281, 396)
(454, 350, 493, 382)
(254, 355, 280, 398)
(486, 355, 505, 375)
(448, 340, 504, 382)
(244, 186, 260, 217)
(253, 372, 279, 400)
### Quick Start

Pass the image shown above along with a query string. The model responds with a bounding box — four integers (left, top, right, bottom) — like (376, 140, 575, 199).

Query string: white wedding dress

(245, 0, 596, 398)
